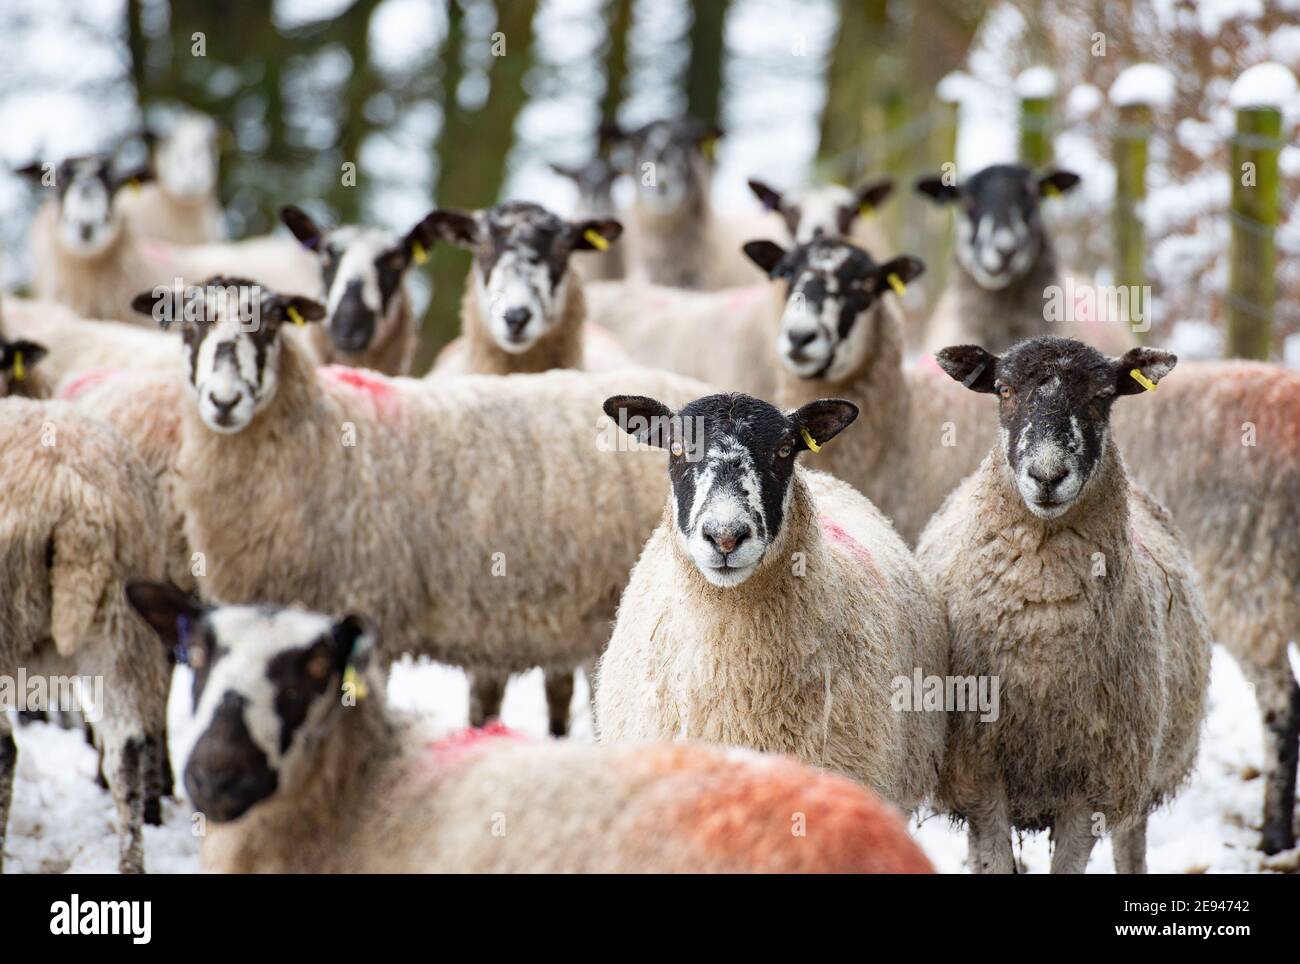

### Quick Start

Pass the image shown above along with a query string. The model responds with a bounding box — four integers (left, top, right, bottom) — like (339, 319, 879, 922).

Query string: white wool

(1109, 64, 1177, 109)
(1228, 62, 1298, 109)
(1015, 65, 1057, 99)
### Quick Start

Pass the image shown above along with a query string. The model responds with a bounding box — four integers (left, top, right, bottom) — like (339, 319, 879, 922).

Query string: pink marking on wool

(819, 514, 878, 575)
(722, 284, 764, 311)
(321, 364, 400, 418)
(914, 353, 945, 378)
(428, 721, 529, 767)
(139, 239, 178, 270)
(58, 367, 120, 401)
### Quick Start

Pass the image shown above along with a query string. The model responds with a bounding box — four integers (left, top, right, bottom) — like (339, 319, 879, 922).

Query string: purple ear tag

(176, 614, 192, 665)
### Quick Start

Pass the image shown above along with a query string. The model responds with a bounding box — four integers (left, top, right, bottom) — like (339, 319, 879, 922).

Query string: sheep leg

(468, 669, 508, 727)
(1112, 818, 1148, 874)
(103, 733, 146, 874)
(966, 795, 1015, 874)
(1049, 807, 1097, 874)
(0, 715, 14, 874)
(1242, 656, 1299, 855)
(142, 729, 168, 826)
(544, 669, 575, 738)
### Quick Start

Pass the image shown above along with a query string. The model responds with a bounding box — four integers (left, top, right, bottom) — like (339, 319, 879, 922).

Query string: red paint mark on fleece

(321, 365, 400, 418)
(913, 353, 945, 378)
(819, 514, 878, 576)
(58, 368, 120, 401)
(722, 284, 764, 311)
(428, 720, 529, 768)
(139, 239, 178, 271)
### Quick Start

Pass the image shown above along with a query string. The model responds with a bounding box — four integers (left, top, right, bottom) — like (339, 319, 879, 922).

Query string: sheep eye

(670, 440, 684, 458)
(304, 652, 332, 681)
(777, 443, 793, 459)
(188, 647, 206, 670)
(997, 383, 1014, 399)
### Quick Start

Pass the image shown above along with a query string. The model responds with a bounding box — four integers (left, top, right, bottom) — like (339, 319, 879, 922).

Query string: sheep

(550, 157, 626, 280)
(746, 176, 893, 251)
(279, 204, 439, 375)
(125, 582, 934, 873)
(20, 154, 319, 324)
(0, 395, 173, 873)
(128, 276, 711, 734)
(118, 113, 225, 244)
(914, 164, 1138, 356)
(604, 118, 769, 290)
(426, 202, 625, 377)
(0, 319, 51, 401)
(595, 392, 949, 813)
(917, 337, 1212, 873)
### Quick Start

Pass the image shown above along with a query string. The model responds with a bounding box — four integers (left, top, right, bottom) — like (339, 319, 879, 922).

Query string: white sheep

(125, 583, 935, 873)
(118, 113, 225, 244)
(128, 276, 710, 731)
(0, 395, 172, 873)
(918, 337, 1211, 873)
(595, 392, 949, 813)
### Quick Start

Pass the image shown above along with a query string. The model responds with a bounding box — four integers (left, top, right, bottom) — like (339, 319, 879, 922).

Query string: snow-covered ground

(5, 644, 1297, 874)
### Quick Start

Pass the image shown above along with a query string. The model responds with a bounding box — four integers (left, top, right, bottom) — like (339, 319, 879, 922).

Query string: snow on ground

(4, 645, 1297, 874)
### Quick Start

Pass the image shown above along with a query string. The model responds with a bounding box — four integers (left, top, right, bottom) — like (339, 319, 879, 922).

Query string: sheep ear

(743, 240, 787, 276)
(871, 256, 925, 297)
(402, 211, 439, 266)
(15, 161, 53, 186)
(280, 205, 325, 251)
(131, 287, 180, 329)
(1115, 347, 1176, 396)
(332, 613, 379, 676)
(856, 178, 894, 212)
(603, 395, 676, 449)
(2, 339, 47, 376)
(748, 179, 784, 212)
(112, 164, 154, 195)
(264, 294, 326, 329)
(1038, 169, 1081, 198)
(572, 218, 622, 251)
(125, 580, 208, 660)
(428, 210, 480, 247)
(789, 399, 859, 452)
(915, 175, 961, 203)
(935, 345, 999, 393)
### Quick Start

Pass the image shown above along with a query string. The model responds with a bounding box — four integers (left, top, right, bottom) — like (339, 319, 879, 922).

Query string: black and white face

(610, 118, 719, 214)
(916, 164, 1080, 290)
(45, 158, 148, 257)
(126, 582, 377, 824)
(131, 277, 325, 433)
(429, 202, 620, 353)
(604, 393, 858, 587)
(936, 337, 1176, 518)
(281, 206, 437, 356)
(744, 238, 924, 381)
(747, 179, 894, 244)
(0, 335, 47, 396)
(155, 115, 219, 201)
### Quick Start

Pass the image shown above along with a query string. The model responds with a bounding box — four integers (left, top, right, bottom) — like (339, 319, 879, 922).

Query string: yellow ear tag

(288, 306, 306, 327)
(1129, 368, 1156, 392)
(859, 203, 874, 218)
(1043, 183, 1060, 198)
(886, 272, 907, 296)
(701, 137, 717, 161)
(343, 665, 369, 701)
(800, 427, 821, 453)
(13, 351, 25, 383)
(412, 240, 428, 266)
(128, 178, 141, 193)
(583, 228, 610, 251)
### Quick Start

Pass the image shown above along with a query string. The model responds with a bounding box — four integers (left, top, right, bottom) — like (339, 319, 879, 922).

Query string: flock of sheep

(0, 109, 1297, 874)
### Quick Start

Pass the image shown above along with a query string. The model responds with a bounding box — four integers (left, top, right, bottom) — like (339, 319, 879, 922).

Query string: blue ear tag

(176, 614, 192, 665)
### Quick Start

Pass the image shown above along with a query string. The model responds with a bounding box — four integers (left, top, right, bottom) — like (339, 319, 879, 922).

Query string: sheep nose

(208, 392, 238, 416)
(702, 521, 751, 556)
(79, 223, 94, 242)
(788, 330, 816, 351)
(1028, 463, 1069, 488)
(503, 307, 532, 334)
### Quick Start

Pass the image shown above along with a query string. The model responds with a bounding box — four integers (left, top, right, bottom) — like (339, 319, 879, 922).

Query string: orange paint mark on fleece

(819, 514, 878, 576)
(321, 365, 400, 418)
(58, 367, 119, 401)
(627, 745, 933, 873)
(428, 720, 529, 768)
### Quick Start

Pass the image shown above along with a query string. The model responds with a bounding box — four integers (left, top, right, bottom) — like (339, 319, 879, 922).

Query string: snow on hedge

(1015, 65, 1057, 99)
(1110, 63, 1177, 108)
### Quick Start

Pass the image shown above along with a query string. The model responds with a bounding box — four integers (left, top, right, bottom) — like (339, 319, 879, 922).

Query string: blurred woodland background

(0, 0, 1297, 368)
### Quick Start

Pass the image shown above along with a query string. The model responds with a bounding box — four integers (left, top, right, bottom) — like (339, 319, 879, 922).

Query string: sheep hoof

(1260, 824, 1295, 856)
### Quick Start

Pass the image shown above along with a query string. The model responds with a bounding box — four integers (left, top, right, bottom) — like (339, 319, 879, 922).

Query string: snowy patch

(1065, 83, 1104, 120)
(1228, 61, 1298, 109)
(1015, 65, 1057, 99)
(1109, 64, 1177, 109)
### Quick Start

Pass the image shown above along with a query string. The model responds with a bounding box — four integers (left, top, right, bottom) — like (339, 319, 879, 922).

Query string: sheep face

(0, 335, 47, 396)
(41, 158, 150, 258)
(915, 165, 1080, 290)
(125, 582, 377, 823)
(747, 180, 893, 243)
(131, 277, 325, 433)
(608, 118, 719, 215)
(550, 158, 620, 212)
(281, 206, 437, 356)
(936, 337, 1176, 519)
(429, 202, 620, 353)
(604, 393, 858, 587)
(744, 238, 924, 381)
(155, 114, 219, 201)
